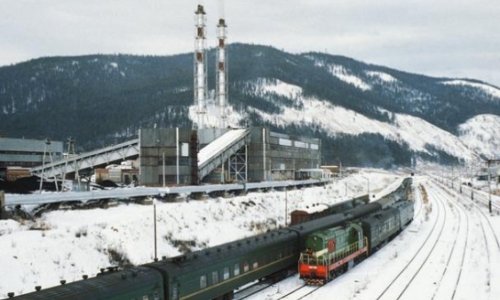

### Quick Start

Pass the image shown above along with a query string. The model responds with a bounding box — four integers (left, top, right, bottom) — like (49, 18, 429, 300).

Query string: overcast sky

(1, 0, 499, 86)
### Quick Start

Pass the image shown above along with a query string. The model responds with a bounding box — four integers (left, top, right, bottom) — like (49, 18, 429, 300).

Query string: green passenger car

(146, 230, 299, 300)
(10, 267, 164, 300)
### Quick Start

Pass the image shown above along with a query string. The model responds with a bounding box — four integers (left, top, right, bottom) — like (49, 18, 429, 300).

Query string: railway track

(276, 284, 320, 300)
(234, 281, 275, 300)
(375, 185, 446, 300)
(437, 180, 500, 251)
(251, 178, 496, 300)
(435, 180, 495, 299)
(430, 183, 469, 300)
(444, 181, 500, 213)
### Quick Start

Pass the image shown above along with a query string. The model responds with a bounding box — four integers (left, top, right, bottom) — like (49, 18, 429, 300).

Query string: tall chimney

(194, 4, 207, 129)
(216, 18, 228, 128)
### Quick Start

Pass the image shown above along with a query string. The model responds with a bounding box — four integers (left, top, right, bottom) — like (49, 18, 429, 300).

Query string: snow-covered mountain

(245, 79, 478, 162)
(458, 114, 500, 159)
(0, 44, 498, 166)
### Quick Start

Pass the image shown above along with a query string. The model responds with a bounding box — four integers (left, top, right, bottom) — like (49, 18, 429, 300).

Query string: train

(299, 199, 414, 284)
(7, 178, 413, 300)
(290, 177, 412, 225)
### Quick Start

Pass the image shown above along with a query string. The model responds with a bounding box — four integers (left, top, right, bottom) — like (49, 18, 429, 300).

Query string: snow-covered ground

(248, 176, 500, 300)
(2, 170, 498, 299)
(0, 169, 399, 298)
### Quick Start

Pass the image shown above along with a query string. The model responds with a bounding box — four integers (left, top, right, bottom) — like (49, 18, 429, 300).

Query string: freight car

(8, 179, 413, 300)
(290, 194, 369, 225)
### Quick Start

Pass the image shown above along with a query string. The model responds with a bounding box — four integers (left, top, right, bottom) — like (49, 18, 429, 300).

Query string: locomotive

(8, 178, 413, 300)
(299, 199, 414, 285)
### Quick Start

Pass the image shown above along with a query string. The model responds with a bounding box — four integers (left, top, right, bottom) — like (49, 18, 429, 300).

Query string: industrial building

(138, 127, 321, 186)
(139, 128, 198, 186)
(29, 4, 323, 188)
(0, 137, 63, 169)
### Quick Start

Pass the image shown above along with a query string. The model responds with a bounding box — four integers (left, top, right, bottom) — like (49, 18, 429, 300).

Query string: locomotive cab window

(234, 263, 240, 276)
(200, 275, 207, 288)
(223, 267, 230, 280)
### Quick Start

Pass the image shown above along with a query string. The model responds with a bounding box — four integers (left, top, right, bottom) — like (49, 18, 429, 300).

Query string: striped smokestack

(216, 17, 228, 128)
(194, 4, 207, 129)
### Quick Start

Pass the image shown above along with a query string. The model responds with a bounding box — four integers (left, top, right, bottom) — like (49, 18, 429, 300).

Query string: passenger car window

(200, 275, 207, 288)
(153, 291, 160, 300)
(212, 271, 219, 284)
(234, 263, 240, 276)
(243, 262, 249, 272)
(172, 286, 178, 300)
(253, 262, 259, 269)
(223, 267, 230, 280)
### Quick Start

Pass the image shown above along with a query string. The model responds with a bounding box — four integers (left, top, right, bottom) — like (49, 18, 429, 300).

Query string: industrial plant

(0, 4, 322, 191)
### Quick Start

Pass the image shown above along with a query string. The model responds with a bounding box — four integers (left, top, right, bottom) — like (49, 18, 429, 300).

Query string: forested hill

(1, 43, 499, 167)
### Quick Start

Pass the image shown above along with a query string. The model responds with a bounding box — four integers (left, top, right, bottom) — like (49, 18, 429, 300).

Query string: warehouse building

(0, 137, 63, 169)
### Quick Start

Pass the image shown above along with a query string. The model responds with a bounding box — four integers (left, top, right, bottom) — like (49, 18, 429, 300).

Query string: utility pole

(451, 166, 454, 189)
(153, 198, 158, 261)
(486, 159, 499, 214)
(284, 188, 288, 227)
(0, 191, 5, 220)
(162, 152, 166, 188)
(362, 176, 370, 198)
(488, 159, 492, 214)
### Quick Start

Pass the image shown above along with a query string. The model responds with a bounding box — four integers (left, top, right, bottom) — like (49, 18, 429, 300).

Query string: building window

(200, 275, 207, 288)
(234, 264, 240, 276)
(278, 138, 292, 146)
(181, 143, 190, 157)
(212, 271, 219, 284)
(294, 141, 308, 148)
(223, 267, 230, 280)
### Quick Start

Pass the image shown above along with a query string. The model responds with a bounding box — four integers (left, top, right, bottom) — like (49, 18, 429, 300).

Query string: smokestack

(194, 4, 207, 129)
(216, 18, 228, 128)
